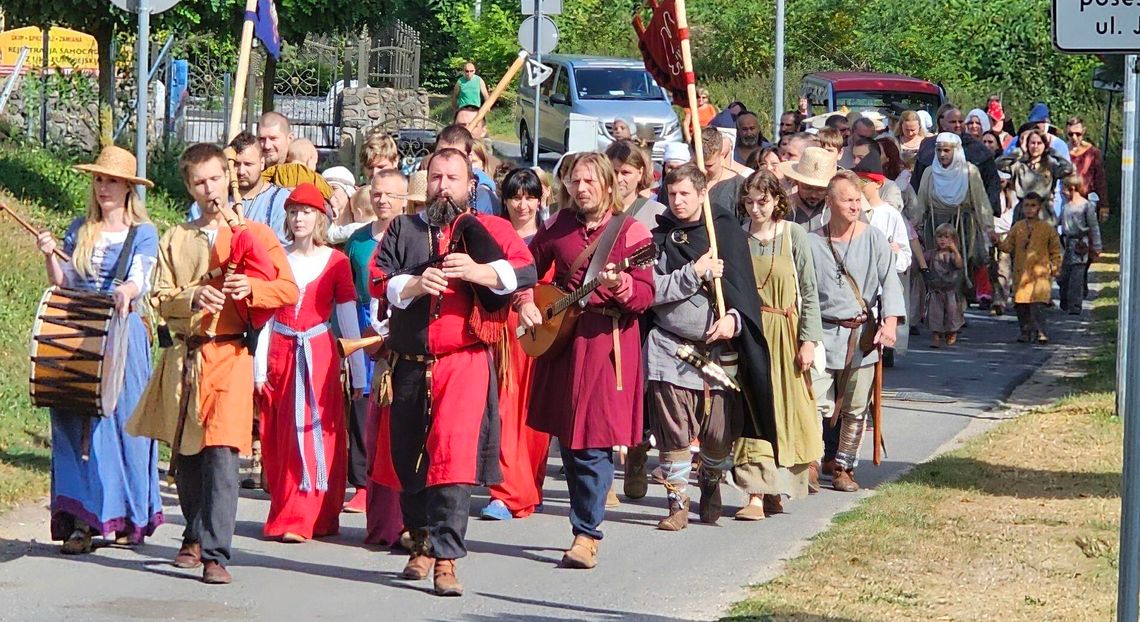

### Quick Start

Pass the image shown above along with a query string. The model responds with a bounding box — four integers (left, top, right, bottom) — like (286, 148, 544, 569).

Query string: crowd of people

(34, 83, 1106, 598)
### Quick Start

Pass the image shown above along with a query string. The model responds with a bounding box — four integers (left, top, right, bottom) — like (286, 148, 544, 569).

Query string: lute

(517, 243, 656, 358)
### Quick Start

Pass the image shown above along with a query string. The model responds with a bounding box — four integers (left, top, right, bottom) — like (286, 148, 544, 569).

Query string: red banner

(633, 0, 688, 101)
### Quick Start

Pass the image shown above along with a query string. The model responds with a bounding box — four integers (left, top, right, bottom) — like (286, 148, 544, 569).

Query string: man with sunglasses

(1066, 116, 1110, 223)
(451, 62, 489, 112)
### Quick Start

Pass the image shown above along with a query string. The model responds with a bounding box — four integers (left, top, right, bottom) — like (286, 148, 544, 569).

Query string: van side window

(552, 69, 570, 102)
(541, 68, 558, 97)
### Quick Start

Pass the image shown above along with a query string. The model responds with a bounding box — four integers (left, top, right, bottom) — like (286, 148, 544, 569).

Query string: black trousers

(400, 484, 471, 560)
(1015, 302, 1047, 335)
(347, 395, 370, 489)
(176, 446, 240, 564)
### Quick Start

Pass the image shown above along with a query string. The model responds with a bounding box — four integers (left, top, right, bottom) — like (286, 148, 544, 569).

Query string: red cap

(286, 182, 326, 211)
(987, 100, 1004, 122)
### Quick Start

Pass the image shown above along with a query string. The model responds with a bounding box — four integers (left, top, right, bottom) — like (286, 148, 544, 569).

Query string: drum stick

(467, 51, 528, 130)
(0, 202, 70, 263)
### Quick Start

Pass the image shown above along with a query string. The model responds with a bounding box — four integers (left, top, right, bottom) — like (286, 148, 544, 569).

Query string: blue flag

(248, 0, 282, 60)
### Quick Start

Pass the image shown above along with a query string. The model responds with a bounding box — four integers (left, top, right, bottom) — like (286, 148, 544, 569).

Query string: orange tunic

(129, 221, 299, 454)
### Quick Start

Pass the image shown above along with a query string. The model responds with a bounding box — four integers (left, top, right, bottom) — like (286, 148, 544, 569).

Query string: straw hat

(778, 147, 838, 188)
(403, 170, 427, 203)
(73, 145, 154, 189)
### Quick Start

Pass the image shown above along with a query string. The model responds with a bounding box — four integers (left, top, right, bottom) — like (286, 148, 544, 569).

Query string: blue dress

(49, 218, 164, 543)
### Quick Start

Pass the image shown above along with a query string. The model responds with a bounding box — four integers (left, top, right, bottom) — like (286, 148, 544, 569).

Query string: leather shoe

(402, 553, 434, 580)
(433, 559, 463, 596)
(201, 560, 232, 585)
(762, 494, 784, 515)
(623, 442, 650, 500)
(173, 542, 202, 569)
(733, 503, 765, 521)
(832, 469, 860, 492)
(807, 462, 820, 494)
(821, 459, 837, 477)
(561, 534, 599, 569)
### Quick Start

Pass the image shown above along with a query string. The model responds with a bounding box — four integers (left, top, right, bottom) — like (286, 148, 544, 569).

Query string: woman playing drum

(35, 146, 163, 554)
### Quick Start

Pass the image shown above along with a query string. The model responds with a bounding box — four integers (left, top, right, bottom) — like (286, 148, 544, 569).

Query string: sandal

(60, 529, 93, 555)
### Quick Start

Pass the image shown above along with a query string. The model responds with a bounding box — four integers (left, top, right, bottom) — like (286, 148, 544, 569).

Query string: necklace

(827, 221, 856, 282)
(752, 222, 778, 291)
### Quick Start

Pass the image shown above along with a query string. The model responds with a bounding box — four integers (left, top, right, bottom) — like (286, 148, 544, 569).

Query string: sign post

(1053, 3, 1140, 620)
(520, 0, 559, 166)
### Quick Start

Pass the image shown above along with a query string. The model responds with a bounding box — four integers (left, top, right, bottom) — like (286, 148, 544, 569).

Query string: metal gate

(273, 35, 352, 149)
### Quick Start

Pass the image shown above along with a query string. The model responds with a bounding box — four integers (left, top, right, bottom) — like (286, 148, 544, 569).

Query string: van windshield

(573, 68, 664, 101)
(834, 91, 942, 116)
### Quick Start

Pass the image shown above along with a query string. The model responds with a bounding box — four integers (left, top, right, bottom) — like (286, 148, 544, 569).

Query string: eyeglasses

(1068, 131, 1084, 138)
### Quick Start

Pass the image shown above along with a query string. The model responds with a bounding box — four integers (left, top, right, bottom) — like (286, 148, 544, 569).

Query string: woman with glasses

(683, 87, 718, 142)
(1065, 116, 1111, 223)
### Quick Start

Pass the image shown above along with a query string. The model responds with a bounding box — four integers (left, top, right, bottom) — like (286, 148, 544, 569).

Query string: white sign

(521, 0, 562, 15)
(524, 57, 554, 87)
(518, 15, 559, 56)
(1053, 0, 1140, 53)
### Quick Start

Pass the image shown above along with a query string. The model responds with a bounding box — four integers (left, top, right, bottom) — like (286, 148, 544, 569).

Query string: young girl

(255, 183, 367, 542)
(1058, 175, 1102, 314)
(924, 224, 966, 347)
(991, 192, 1062, 344)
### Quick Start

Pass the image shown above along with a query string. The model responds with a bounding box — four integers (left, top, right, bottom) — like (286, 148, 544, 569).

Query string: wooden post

(227, 0, 259, 142)
(673, 0, 726, 317)
(467, 51, 528, 131)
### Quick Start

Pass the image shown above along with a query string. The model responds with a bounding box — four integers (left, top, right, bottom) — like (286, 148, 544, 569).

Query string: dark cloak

(651, 206, 779, 456)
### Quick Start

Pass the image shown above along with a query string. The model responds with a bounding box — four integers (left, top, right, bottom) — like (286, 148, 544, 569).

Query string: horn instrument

(337, 334, 385, 358)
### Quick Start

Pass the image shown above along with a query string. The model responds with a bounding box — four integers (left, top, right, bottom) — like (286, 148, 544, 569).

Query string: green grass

(0, 140, 188, 512)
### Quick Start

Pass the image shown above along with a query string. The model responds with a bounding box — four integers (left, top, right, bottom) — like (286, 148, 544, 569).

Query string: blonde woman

(35, 146, 163, 554)
(896, 110, 929, 160)
(683, 87, 718, 142)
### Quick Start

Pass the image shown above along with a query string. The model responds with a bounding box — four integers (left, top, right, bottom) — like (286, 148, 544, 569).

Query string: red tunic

(260, 250, 355, 539)
(369, 214, 536, 491)
(524, 210, 655, 450)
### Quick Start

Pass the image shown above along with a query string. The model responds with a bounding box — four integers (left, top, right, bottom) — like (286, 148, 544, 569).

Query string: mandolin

(517, 243, 657, 358)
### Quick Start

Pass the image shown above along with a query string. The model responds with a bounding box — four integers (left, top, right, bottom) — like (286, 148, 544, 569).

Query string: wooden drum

(28, 287, 123, 417)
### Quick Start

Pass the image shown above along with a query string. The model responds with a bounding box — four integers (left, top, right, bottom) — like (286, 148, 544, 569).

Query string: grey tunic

(809, 225, 906, 370)
(646, 261, 734, 391)
(1059, 199, 1103, 265)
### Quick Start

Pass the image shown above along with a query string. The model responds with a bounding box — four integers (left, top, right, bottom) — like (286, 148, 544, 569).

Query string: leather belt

(585, 306, 624, 389)
(821, 313, 868, 330)
(175, 332, 245, 351)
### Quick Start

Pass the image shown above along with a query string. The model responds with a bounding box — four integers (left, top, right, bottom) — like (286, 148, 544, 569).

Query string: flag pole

(673, 0, 725, 317)
(228, 0, 260, 142)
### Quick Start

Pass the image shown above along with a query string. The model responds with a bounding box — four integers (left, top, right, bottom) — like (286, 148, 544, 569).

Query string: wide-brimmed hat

(778, 147, 838, 188)
(402, 170, 427, 203)
(73, 145, 153, 189)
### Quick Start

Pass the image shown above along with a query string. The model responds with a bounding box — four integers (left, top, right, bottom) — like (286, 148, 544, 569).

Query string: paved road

(0, 303, 1089, 622)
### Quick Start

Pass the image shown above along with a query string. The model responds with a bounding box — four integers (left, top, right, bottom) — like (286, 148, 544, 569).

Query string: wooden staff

(0, 202, 71, 263)
(673, 0, 726, 317)
(228, 0, 259, 142)
(467, 51, 529, 131)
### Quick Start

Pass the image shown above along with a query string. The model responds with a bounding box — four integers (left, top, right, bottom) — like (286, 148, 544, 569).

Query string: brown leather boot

(173, 541, 202, 568)
(657, 491, 690, 531)
(763, 494, 785, 515)
(401, 530, 434, 580)
(623, 442, 650, 500)
(832, 469, 860, 492)
(201, 560, 232, 585)
(697, 470, 722, 524)
(561, 534, 599, 569)
(432, 559, 463, 596)
(808, 462, 821, 494)
(821, 459, 837, 477)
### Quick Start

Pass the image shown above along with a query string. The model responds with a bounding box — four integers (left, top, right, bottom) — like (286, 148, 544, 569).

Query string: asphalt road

(0, 302, 1089, 622)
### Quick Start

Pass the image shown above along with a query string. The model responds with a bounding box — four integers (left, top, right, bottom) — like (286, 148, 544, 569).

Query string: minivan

(800, 72, 947, 118)
(516, 55, 682, 161)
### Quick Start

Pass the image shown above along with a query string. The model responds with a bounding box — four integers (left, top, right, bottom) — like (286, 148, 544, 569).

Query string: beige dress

(732, 223, 823, 499)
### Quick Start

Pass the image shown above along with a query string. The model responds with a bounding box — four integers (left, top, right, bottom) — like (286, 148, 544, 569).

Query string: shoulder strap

(565, 212, 629, 286)
(826, 229, 870, 316)
(582, 213, 629, 288)
(107, 225, 140, 289)
(626, 196, 650, 219)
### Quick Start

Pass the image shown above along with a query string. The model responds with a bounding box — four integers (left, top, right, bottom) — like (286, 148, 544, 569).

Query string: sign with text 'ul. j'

(0, 27, 99, 74)
(1054, 0, 1140, 53)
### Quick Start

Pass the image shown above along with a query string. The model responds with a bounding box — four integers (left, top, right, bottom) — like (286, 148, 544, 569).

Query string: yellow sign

(0, 26, 99, 73)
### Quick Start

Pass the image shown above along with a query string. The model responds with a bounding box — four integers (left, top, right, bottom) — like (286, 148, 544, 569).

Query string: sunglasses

(1069, 131, 1084, 137)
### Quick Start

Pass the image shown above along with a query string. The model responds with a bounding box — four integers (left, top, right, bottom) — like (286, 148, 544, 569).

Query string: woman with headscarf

(964, 109, 991, 140)
(915, 133, 995, 290)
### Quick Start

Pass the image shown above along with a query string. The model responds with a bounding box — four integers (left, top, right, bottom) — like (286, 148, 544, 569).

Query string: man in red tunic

(369, 149, 535, 596)
(519, 153, 655, 569)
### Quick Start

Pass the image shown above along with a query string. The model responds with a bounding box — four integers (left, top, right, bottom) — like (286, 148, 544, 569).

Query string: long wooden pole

(227, 0, 259, 143)
(0, 203, 70, 262)
(673, 0, 725, 317)
(467, 51, 529, 131)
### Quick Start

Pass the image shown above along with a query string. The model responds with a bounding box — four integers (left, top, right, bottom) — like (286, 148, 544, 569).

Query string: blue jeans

(560, 445, 614, 540)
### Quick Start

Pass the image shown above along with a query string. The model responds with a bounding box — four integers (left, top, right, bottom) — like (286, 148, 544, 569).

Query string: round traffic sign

(110, 0, 182, 15)
(518, 15, 559, 56)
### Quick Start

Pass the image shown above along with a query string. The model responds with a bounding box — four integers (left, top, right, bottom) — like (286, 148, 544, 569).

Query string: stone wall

(337, 86, 430, 167)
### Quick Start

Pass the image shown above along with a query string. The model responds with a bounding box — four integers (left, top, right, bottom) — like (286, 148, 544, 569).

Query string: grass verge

(725, 237, 1123, 621)
(0, 140, 187, 513)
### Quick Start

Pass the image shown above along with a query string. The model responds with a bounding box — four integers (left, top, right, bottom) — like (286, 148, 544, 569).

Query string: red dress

(260, 250, 356, 539)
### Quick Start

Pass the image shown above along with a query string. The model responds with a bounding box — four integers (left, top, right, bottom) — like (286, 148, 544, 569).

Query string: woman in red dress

(255, 184, 367, 542)
(480, 168, 552, 520)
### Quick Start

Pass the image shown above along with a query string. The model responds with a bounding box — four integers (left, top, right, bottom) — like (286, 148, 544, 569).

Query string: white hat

(662, 142, 691, 164)
(322, 166, 357, 196)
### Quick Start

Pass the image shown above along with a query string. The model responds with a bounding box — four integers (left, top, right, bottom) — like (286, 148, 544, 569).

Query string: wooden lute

(518, 243, 656, 358)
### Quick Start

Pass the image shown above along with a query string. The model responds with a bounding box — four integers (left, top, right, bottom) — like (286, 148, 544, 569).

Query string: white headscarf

(965, 108, 992, 134)
(931, 132, 969, 205)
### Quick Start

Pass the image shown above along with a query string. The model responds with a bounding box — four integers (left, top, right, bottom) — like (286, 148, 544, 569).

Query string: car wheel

(520, 122, 534, 163)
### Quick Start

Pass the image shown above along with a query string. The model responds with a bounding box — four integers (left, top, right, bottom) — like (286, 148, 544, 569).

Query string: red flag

(633, 0, 688, 101)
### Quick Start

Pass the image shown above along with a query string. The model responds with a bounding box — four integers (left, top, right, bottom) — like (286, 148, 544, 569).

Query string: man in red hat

(369, 149, 535, 596)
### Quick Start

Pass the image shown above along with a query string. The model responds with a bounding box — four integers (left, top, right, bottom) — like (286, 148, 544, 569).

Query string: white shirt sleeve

(127, 254, 158, 296)
(369, 298, 390, 336)
(487, 259, 518, 295)
(335, 300, 366, 389)
(891, 212, 912, 273)
(387, 274, 416, 309)
(253, 319, 274, 384)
